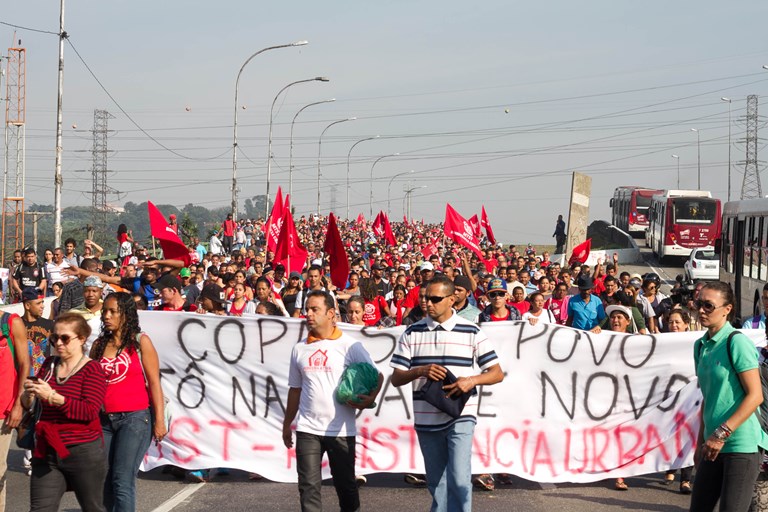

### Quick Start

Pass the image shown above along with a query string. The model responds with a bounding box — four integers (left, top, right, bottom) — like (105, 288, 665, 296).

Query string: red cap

(169, 214, 176, 220)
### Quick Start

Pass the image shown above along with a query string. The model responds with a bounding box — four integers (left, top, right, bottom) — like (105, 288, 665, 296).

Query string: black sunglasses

(425, 295, 449, 304)
(488, 291, 506, 299)
(50, 333, 78, 345)
(694, 299, 723, 314)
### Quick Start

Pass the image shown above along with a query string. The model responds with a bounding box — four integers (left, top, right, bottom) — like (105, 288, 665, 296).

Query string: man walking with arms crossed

(283, 290, 383, 512)
(390, 275, 503, 512)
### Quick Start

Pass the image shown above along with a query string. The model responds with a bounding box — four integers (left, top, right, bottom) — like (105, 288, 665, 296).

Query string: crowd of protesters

(0, 212, 766, 512)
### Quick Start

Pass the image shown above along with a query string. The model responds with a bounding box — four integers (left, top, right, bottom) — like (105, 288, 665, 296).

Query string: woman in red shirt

(90, 292, 166, 512)
(23, 313, 107, 512)
(360, 278, 392, 327)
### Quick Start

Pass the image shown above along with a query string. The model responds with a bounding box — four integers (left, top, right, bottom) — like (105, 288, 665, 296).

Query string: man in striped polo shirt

(390, 275, 503, 512)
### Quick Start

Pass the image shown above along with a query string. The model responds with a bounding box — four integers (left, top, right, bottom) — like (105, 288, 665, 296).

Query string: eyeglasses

(694, 300, 724, 314)
(488, 291, 506, 299)
(425, 295, 449, 304)
(50, 333, 78, 345)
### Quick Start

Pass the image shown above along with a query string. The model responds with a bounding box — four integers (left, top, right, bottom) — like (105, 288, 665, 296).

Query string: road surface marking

(150, 482, 205, 512)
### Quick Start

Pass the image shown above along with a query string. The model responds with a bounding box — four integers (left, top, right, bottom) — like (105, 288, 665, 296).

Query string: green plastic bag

(335, 362, 378, 408)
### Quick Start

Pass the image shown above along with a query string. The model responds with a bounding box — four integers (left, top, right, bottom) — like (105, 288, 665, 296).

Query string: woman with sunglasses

(690, 281, 768, 511)
(90, 292, 166, 512)
(23, 313, 108, 512)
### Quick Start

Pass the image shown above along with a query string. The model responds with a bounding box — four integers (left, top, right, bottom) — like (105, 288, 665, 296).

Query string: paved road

(5, 246, 691, 511)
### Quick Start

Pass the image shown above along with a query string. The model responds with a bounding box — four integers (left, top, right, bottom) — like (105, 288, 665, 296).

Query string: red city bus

(609, 187, 663, 236)
(647, 190, 722, 261)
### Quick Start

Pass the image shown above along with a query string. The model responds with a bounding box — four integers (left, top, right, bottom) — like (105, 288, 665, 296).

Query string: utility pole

(53, 0, 66, 247)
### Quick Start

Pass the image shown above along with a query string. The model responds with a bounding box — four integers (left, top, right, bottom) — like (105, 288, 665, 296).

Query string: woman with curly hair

(90, 292, 166, 512)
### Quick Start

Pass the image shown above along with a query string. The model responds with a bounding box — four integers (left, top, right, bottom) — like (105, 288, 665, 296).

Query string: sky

(3, 0, 768, 244)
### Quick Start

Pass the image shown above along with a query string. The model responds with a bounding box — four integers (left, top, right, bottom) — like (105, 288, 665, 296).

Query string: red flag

(421, 237, 439, 259)
(372, 212, 384, 237)
(323, 213, 349, 289)
(284, 193, 291, 213)
(274, 208, 307, 274)
(443, 204, 484, 260)
(481, 206, 497, 245)
(403, 215, 409, 226)
(147, 202, 191, 266)
(568, 238, 592, 266)
(265, 187, 284, 253)
(356, 212, 365, 227)
(468, 214, 482, 239)
(381, 212, 397, 247)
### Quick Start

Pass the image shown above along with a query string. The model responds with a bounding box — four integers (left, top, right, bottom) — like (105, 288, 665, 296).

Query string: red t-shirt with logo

(363, 296, 388, 326)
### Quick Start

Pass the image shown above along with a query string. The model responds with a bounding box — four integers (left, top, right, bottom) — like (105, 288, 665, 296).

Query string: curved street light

(317, 118, 356, 215)
(369, 153, 399, 217)
(346, 136, 379, 219)
(387, 169, 414, 218)
(266, 76, 329, 219)
(231, 40, 308, 219)
(289, 98, 335, 199)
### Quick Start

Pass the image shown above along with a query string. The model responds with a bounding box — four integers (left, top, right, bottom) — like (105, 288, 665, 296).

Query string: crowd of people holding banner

(1, 192, 768, 512)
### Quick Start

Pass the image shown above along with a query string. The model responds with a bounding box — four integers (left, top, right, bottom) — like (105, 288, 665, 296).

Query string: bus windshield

(635, 195, 653, 210)
(673, 198, 717, 225)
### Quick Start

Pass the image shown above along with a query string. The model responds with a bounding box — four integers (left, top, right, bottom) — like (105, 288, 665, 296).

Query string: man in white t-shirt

(45, 248, 74, 289)
(282, 290, 382, 512)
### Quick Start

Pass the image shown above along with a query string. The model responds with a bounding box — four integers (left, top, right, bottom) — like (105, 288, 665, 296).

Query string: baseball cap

(22, 288, 44, 302)
(487, 278, 507, 292)
(420, 262, 434, 271)
(83, 275, 104, 289)
(289, 271, 302, 279)
(152, 274, 182, 292)
(200, 283, 227, 305)
(179, 267, 192, 278)
(577, 275, 594, 291)
(169, 214, 176, 220)
(454, 275, 473, 291)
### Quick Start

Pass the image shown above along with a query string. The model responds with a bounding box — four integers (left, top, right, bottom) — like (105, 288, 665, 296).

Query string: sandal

(664, 473, 675, 485)
(472, 474, 495, 491)
(615, 479, 628, 491)
(680, 481, 692, 495)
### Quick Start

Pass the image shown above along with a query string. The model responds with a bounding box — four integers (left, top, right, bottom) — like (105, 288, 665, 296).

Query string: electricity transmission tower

(740, 95, 764, 199)
(2, 44, 26, 265)
(90, 109, 115, 241)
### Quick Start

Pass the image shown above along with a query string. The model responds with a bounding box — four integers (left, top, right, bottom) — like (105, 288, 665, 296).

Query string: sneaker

(355, 474, 367, 487)
(404, 474, 427, 487)
(186, 470, 209, 483)
(472, 474, 495, 491)
(26, 468, 32, 477)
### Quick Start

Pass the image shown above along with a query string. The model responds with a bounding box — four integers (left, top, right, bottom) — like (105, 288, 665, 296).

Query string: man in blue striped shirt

(390, 275, 503, 512)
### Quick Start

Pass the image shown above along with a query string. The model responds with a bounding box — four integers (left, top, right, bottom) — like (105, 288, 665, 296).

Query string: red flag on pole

(443, 204, 484, 260)
(568, 238, 592, 266)
(274, 208, 307, 274)
(147, 202, 191, 266)
(265, 187, 284, 252)
(381, 212, 397, 247)
(421, 237, 439, 259)
(324, 213, 349, 289)
(468, 214, 482, 239)
(481, 206, 497, 245)
(356, 212, 365, 227)
(284, 193, 291, 213)
(372, 212, 384, 238)
(403, 214, 409, 226)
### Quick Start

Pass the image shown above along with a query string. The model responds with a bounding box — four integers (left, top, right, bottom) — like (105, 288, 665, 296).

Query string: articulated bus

(647, 190, 722, 261)
(719, 198, 768, 321)
(609, 187, 663, 235)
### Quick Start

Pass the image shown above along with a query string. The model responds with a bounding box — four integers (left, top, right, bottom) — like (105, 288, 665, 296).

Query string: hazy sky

(4, 1, 768, 243)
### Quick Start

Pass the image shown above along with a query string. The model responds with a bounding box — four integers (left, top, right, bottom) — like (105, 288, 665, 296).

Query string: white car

(684, 249, 719, 281)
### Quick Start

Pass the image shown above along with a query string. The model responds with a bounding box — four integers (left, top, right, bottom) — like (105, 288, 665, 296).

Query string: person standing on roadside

(219, 213, 236, 255)
(690, 281, 768, 511)
(283, 290, 382, 512)
(391, 275, 503, 512)
(553, 215, 567, 255)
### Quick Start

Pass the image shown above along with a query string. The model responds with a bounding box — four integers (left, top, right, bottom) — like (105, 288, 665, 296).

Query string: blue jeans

(417, 419, 475, 512)
(101, 409, 152, 512)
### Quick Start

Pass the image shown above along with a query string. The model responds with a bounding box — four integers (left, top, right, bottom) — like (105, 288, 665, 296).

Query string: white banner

(138, 311, 763, 483)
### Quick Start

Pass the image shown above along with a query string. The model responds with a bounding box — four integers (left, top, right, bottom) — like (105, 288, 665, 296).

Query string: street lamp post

(289, 99, 335, 200)
(370, 153, 399, 217)
(403, 185, 427, 220)
(691, 128, 701, 189)
(231, 40, 308, 220)
(721, 97, 732, 201)
(266, 76, 329, 219)
(317, 118, 355, 216)
(671, 154, 680, 189)
(387, 170, 414, 218)
(346, 135, 379, 219)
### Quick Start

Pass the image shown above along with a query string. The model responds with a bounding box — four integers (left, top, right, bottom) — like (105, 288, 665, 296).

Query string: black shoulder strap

(725, 331, 740, 371)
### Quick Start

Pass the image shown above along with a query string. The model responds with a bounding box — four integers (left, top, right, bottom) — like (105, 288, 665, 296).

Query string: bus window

(674, 199, 716, 224)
